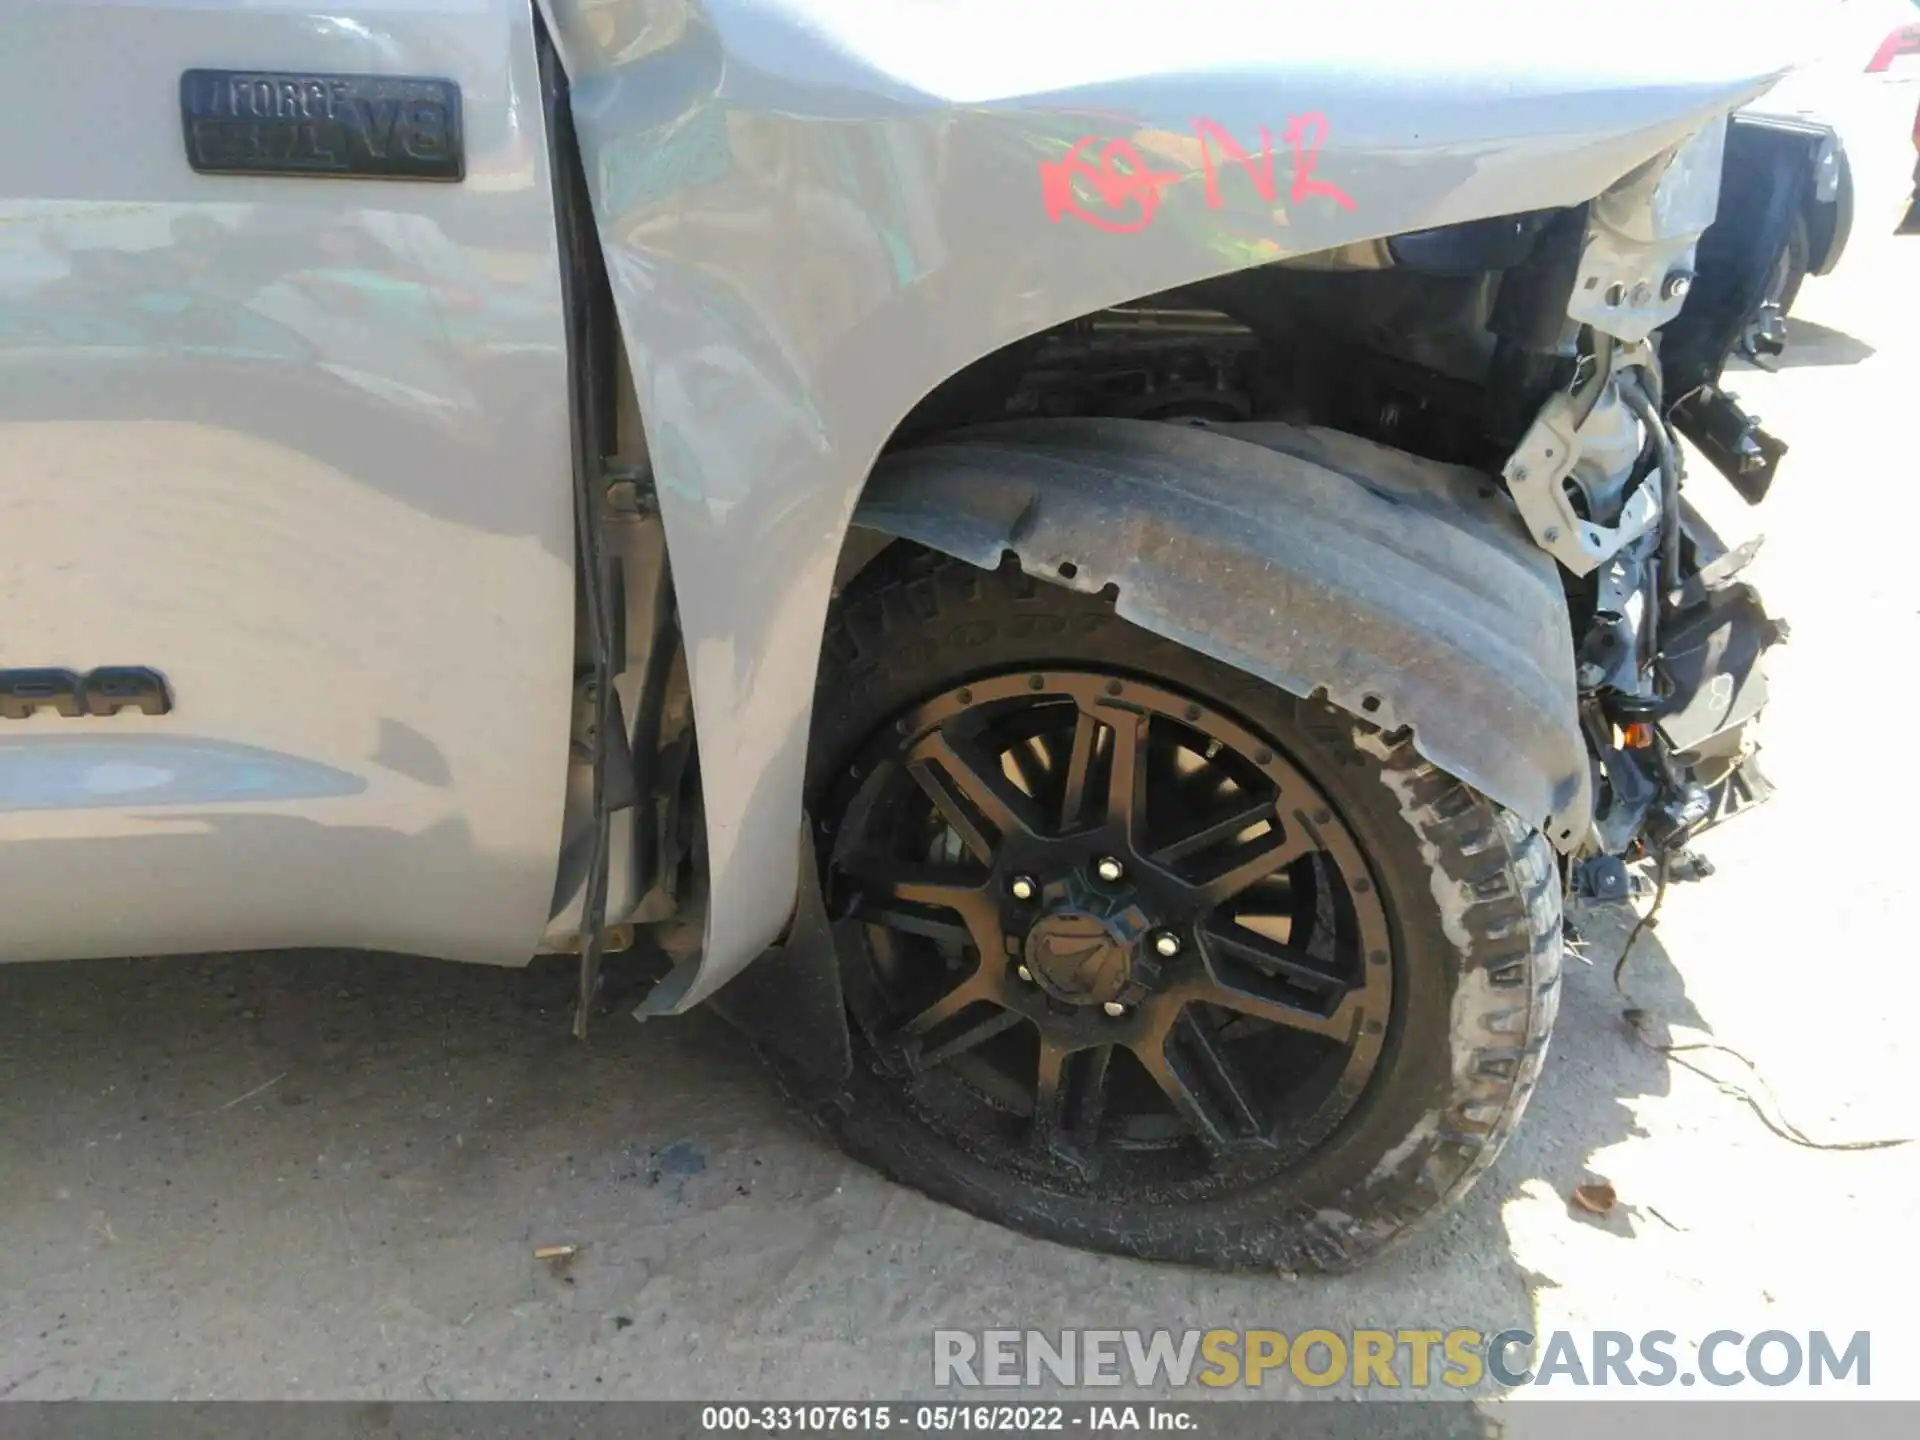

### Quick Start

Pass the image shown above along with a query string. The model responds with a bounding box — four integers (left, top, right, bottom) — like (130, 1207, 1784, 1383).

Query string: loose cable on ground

(1612, 855, 1910, 1153)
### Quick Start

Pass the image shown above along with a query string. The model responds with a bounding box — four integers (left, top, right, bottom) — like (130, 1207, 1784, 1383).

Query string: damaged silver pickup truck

(0, 0, 1820, 1271)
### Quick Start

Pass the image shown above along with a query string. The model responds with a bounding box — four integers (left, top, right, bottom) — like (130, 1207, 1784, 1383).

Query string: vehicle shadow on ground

(0, 908, 1704, 1413)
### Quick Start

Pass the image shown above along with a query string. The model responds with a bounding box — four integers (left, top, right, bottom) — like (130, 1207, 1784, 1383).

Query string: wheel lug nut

(1094, 857, 1124, 883)
(1101, 1000, 1127, 1018)
(1010, 875, 1037, 901)
(1017, 964, 1034, 983)
(1153, 931, 1181, 958)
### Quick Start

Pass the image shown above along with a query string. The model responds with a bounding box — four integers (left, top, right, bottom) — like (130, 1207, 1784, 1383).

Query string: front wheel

(805, 549, 1562, 1272)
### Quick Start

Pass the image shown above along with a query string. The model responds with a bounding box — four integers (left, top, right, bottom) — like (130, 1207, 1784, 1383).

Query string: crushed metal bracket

(1566, 116, 1727, 345)
(1503, 389, 1660, 576)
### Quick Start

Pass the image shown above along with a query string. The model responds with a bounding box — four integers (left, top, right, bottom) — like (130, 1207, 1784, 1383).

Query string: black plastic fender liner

(856, 417, 1592, 850)
(705, 822, 855, 1097)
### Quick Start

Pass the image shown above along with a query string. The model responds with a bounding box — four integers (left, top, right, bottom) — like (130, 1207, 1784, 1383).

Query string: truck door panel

(0, 1, 575, 963)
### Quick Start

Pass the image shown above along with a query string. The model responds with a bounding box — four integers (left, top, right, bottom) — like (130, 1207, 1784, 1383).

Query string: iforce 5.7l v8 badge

(179, 70, 463, 181)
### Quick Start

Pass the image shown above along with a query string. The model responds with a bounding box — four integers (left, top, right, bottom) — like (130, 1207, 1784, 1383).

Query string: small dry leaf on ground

(1571, 1181, 1618, 1215)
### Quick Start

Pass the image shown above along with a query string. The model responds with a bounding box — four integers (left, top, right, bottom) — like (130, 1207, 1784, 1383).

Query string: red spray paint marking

(1195, 112, 1355, 213)
(1194, 118, 1279, 207)
(1280, 112, 1356, 212)
(1039, 136, 1181, 233)
(1044, 113, 1355, 231)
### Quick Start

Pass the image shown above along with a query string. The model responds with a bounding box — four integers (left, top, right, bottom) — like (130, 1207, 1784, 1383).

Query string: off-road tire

(805, 548, 1562, 1272)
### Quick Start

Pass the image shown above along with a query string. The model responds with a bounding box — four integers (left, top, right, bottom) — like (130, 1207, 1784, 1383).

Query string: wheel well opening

(833, 207, 1586, 597)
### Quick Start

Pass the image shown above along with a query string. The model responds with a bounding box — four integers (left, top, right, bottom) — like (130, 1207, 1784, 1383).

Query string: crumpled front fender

(857, 418, 1593, 849)
(549, 0, 1780, 1012)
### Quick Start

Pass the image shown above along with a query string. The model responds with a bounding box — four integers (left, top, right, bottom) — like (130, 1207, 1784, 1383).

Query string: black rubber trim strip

(537, 13, 627, 1036)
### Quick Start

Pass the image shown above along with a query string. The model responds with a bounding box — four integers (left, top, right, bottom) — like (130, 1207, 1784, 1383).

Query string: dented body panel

(0, 0, 1796, 990)
(541, 0, 1785, 1007)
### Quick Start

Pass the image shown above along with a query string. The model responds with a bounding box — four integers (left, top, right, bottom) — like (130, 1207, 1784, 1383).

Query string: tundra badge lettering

(179, 70, 463, 181)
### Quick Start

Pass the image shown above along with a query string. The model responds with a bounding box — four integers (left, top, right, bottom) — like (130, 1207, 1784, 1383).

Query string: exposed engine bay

(891, 115, 1796, 896)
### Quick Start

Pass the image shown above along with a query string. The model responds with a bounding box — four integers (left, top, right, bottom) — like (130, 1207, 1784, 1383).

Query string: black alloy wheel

(826, 670, 1392, 1197)
(804, 545, 1561, 1271)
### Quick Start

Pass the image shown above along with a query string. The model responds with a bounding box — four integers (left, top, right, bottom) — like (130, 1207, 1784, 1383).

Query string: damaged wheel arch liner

(854, 417, 1592, 850)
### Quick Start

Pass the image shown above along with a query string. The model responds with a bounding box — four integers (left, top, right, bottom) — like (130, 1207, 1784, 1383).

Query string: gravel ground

(2, 72, 1917, 1414)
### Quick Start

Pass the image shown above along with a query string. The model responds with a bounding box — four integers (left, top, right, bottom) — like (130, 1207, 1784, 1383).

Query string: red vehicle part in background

(1868, 23, 1920, 72)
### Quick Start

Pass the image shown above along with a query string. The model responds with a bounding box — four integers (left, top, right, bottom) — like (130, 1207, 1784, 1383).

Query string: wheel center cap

(1024, 911, 1131, 1005)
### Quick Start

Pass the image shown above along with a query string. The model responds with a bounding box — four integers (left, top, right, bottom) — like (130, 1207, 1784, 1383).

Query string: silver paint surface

(545, 0, 1789, 1008)
(0, 0, 576, 963)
